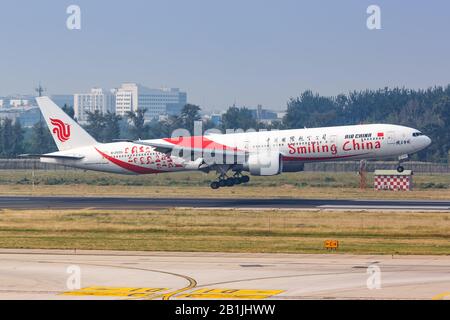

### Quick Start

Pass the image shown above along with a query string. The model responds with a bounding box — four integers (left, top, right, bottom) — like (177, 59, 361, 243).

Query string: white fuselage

(41, 124, 431, 175)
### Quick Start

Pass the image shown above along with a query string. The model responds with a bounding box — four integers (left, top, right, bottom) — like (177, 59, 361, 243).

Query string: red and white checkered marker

(374, 173, 412, 191)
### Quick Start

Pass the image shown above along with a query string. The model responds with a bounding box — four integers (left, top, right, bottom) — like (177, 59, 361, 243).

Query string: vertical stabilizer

(36, 96, 97, 151)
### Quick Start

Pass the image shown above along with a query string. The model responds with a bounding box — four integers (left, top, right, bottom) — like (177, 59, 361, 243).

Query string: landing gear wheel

(210, 181, 220, 189)
(397, 166, 404, 173)
(226, 178, 235, 187)
(241, 175, 250, 183)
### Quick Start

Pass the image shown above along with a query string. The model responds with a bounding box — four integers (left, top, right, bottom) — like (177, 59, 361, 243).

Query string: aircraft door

(329, 135, 337, 145)
(244, 139, 250, 151)
(387, 131, 396, 144)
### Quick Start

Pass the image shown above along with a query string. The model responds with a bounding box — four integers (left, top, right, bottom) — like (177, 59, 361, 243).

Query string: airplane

(23, 97, 432, 189)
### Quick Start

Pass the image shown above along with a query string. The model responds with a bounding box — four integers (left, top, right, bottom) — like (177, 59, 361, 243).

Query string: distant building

(9, 99, 30, 107)
(74, 88, 116, 123)
(251, 105, 278, 122)
(276, 111, 286, 120)
(158, 114, 169, 122)
(210, 114, 222, 126)
(0, 95, 36, 108)
(115, 83, 187, 120)
(50, 94, 74, 109)
(201, 113, 223, 126)
(0, 106, 41, 127)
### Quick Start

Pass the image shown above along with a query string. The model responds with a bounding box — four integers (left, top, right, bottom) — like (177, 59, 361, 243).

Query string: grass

(0, 208, 449, 255)
(0, 170, 447, 255)
(0, 170, 449, 199)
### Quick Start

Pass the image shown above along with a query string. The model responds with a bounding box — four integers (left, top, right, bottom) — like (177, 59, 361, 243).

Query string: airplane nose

(424, 135, 432, 147)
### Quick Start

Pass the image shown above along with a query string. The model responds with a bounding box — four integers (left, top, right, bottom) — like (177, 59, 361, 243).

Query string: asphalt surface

(0, 249, 449, 300)
(0, 196, 449, 210)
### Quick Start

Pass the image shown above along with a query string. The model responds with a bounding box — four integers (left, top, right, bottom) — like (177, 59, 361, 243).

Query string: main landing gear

(210, 174, 250, 189)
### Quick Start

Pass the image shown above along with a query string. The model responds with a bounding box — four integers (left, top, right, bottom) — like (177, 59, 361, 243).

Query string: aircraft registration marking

(178, 288, 284, 300)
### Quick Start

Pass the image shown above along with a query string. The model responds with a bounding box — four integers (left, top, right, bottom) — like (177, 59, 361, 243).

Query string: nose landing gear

(397, 154, 409, 173)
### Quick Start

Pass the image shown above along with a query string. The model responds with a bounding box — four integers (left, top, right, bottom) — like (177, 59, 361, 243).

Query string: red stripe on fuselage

(282, 153, 369, 161)
(95, 148, 164, 174)
(163, 136, 239, 151)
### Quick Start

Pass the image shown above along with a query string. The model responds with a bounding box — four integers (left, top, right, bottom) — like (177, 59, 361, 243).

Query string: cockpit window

(412, 132, 423, 137)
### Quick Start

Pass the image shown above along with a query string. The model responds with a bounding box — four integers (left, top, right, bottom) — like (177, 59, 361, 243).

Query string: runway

(0, 196, 449, 211)
(0, 249, 449, 300)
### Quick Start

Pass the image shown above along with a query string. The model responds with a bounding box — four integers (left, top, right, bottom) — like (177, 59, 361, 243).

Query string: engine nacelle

(183, 157, 206, 170)
(243, 152, 282, 176)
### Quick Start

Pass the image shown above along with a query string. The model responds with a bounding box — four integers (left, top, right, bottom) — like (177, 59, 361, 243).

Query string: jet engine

(243, 151, 282, 176)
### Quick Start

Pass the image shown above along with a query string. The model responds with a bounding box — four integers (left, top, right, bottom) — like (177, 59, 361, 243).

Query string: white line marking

(319, 205, 450, 210)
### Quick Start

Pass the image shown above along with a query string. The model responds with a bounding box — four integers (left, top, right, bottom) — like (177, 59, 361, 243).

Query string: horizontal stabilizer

(112, 139, 134, 142)
(20, 154, 85, 160)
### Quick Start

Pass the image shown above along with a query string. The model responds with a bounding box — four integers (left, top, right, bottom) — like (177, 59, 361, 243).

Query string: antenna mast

(35, 83, 46, 97)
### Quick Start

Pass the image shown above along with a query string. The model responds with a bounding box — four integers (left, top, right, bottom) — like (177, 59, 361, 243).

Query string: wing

(133, 138, 247, 159)
(133, 140, 176, 155)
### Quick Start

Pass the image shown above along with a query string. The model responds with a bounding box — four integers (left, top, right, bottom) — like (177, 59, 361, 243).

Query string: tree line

(0, 85, 448, 162)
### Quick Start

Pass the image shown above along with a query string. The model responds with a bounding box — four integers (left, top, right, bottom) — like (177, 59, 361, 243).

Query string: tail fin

(36, 96, 97, 151)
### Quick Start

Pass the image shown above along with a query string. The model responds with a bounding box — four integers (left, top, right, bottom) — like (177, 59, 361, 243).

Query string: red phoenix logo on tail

(50, 118, 71, 142)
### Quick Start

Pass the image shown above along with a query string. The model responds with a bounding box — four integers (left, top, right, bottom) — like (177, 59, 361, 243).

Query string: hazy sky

(1, 0, 449, 111)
